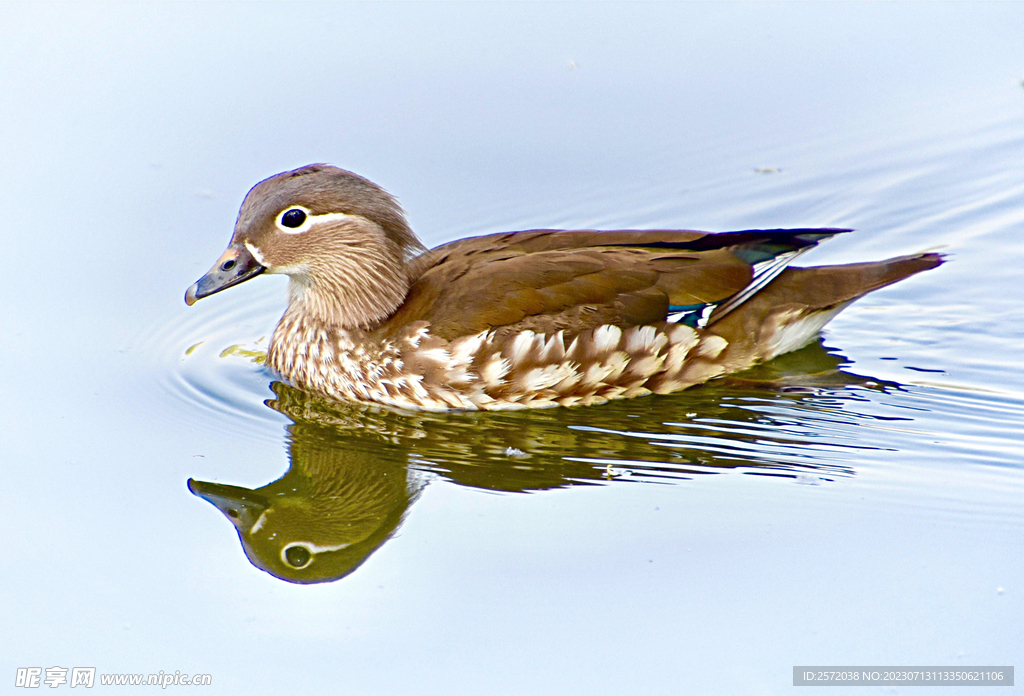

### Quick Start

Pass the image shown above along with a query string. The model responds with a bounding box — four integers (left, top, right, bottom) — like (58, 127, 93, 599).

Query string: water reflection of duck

(189, 342, 909, 584)
(185, 164, 941, 411)
(188, 435, 418, 584)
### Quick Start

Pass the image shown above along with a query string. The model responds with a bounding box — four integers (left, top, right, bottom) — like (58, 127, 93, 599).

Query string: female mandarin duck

(186, 164, 941, 411)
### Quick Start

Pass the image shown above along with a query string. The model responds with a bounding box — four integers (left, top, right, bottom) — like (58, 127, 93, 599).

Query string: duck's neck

(266, 262, 403, 373)
(282, 249, 411, 332)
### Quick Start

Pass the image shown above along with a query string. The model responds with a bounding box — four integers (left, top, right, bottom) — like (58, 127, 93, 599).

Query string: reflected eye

(281, 208, 307, 228)
(283, 544, 312, 568)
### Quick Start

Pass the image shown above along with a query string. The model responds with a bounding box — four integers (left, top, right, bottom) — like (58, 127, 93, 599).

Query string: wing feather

(380, 228, 848, 340)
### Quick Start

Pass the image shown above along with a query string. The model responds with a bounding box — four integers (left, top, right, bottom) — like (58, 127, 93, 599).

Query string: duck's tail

(707, 252, 944, 365)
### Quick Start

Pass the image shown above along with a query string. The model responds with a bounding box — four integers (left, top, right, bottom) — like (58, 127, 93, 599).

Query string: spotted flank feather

(268, 317, 727, 411)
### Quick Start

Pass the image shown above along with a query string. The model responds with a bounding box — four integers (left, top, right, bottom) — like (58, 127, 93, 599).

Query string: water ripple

(141, 280, 290, 441)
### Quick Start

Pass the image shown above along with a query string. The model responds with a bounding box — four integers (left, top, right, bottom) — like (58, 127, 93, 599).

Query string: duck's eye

(281, 208, 307, 228)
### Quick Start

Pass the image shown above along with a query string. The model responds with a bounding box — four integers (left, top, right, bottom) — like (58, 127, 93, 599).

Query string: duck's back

(379, 227, 846, 341)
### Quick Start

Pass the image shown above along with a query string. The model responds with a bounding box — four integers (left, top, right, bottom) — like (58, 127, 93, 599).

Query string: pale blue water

(2, 4, 1021, 694)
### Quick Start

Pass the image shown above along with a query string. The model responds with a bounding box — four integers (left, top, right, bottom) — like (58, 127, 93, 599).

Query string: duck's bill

(185, 245, 266, 305)
(187, 478, 269, 532)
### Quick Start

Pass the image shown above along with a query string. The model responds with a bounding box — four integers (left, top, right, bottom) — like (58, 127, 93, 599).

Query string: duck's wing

(383, 228, 849, 340)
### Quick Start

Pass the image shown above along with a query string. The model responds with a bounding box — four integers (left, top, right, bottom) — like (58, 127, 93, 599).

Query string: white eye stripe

(275, 206, 360, 234)
(279, 540, 352, 567)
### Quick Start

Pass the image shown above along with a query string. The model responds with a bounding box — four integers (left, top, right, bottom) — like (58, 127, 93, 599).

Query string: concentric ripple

(143, 279, 291, 441)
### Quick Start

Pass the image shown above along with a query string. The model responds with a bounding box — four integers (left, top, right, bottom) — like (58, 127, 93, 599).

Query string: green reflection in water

(189, 340, 911, 584)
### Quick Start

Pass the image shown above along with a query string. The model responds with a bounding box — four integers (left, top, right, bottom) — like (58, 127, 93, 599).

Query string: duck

(185, 164, 942, 411)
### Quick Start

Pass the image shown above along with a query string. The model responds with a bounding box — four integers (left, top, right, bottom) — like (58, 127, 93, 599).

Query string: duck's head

(185, 164, 424, 329)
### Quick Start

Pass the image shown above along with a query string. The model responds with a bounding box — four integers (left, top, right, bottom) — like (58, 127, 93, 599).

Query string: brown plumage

(185, 164, 942, 411)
